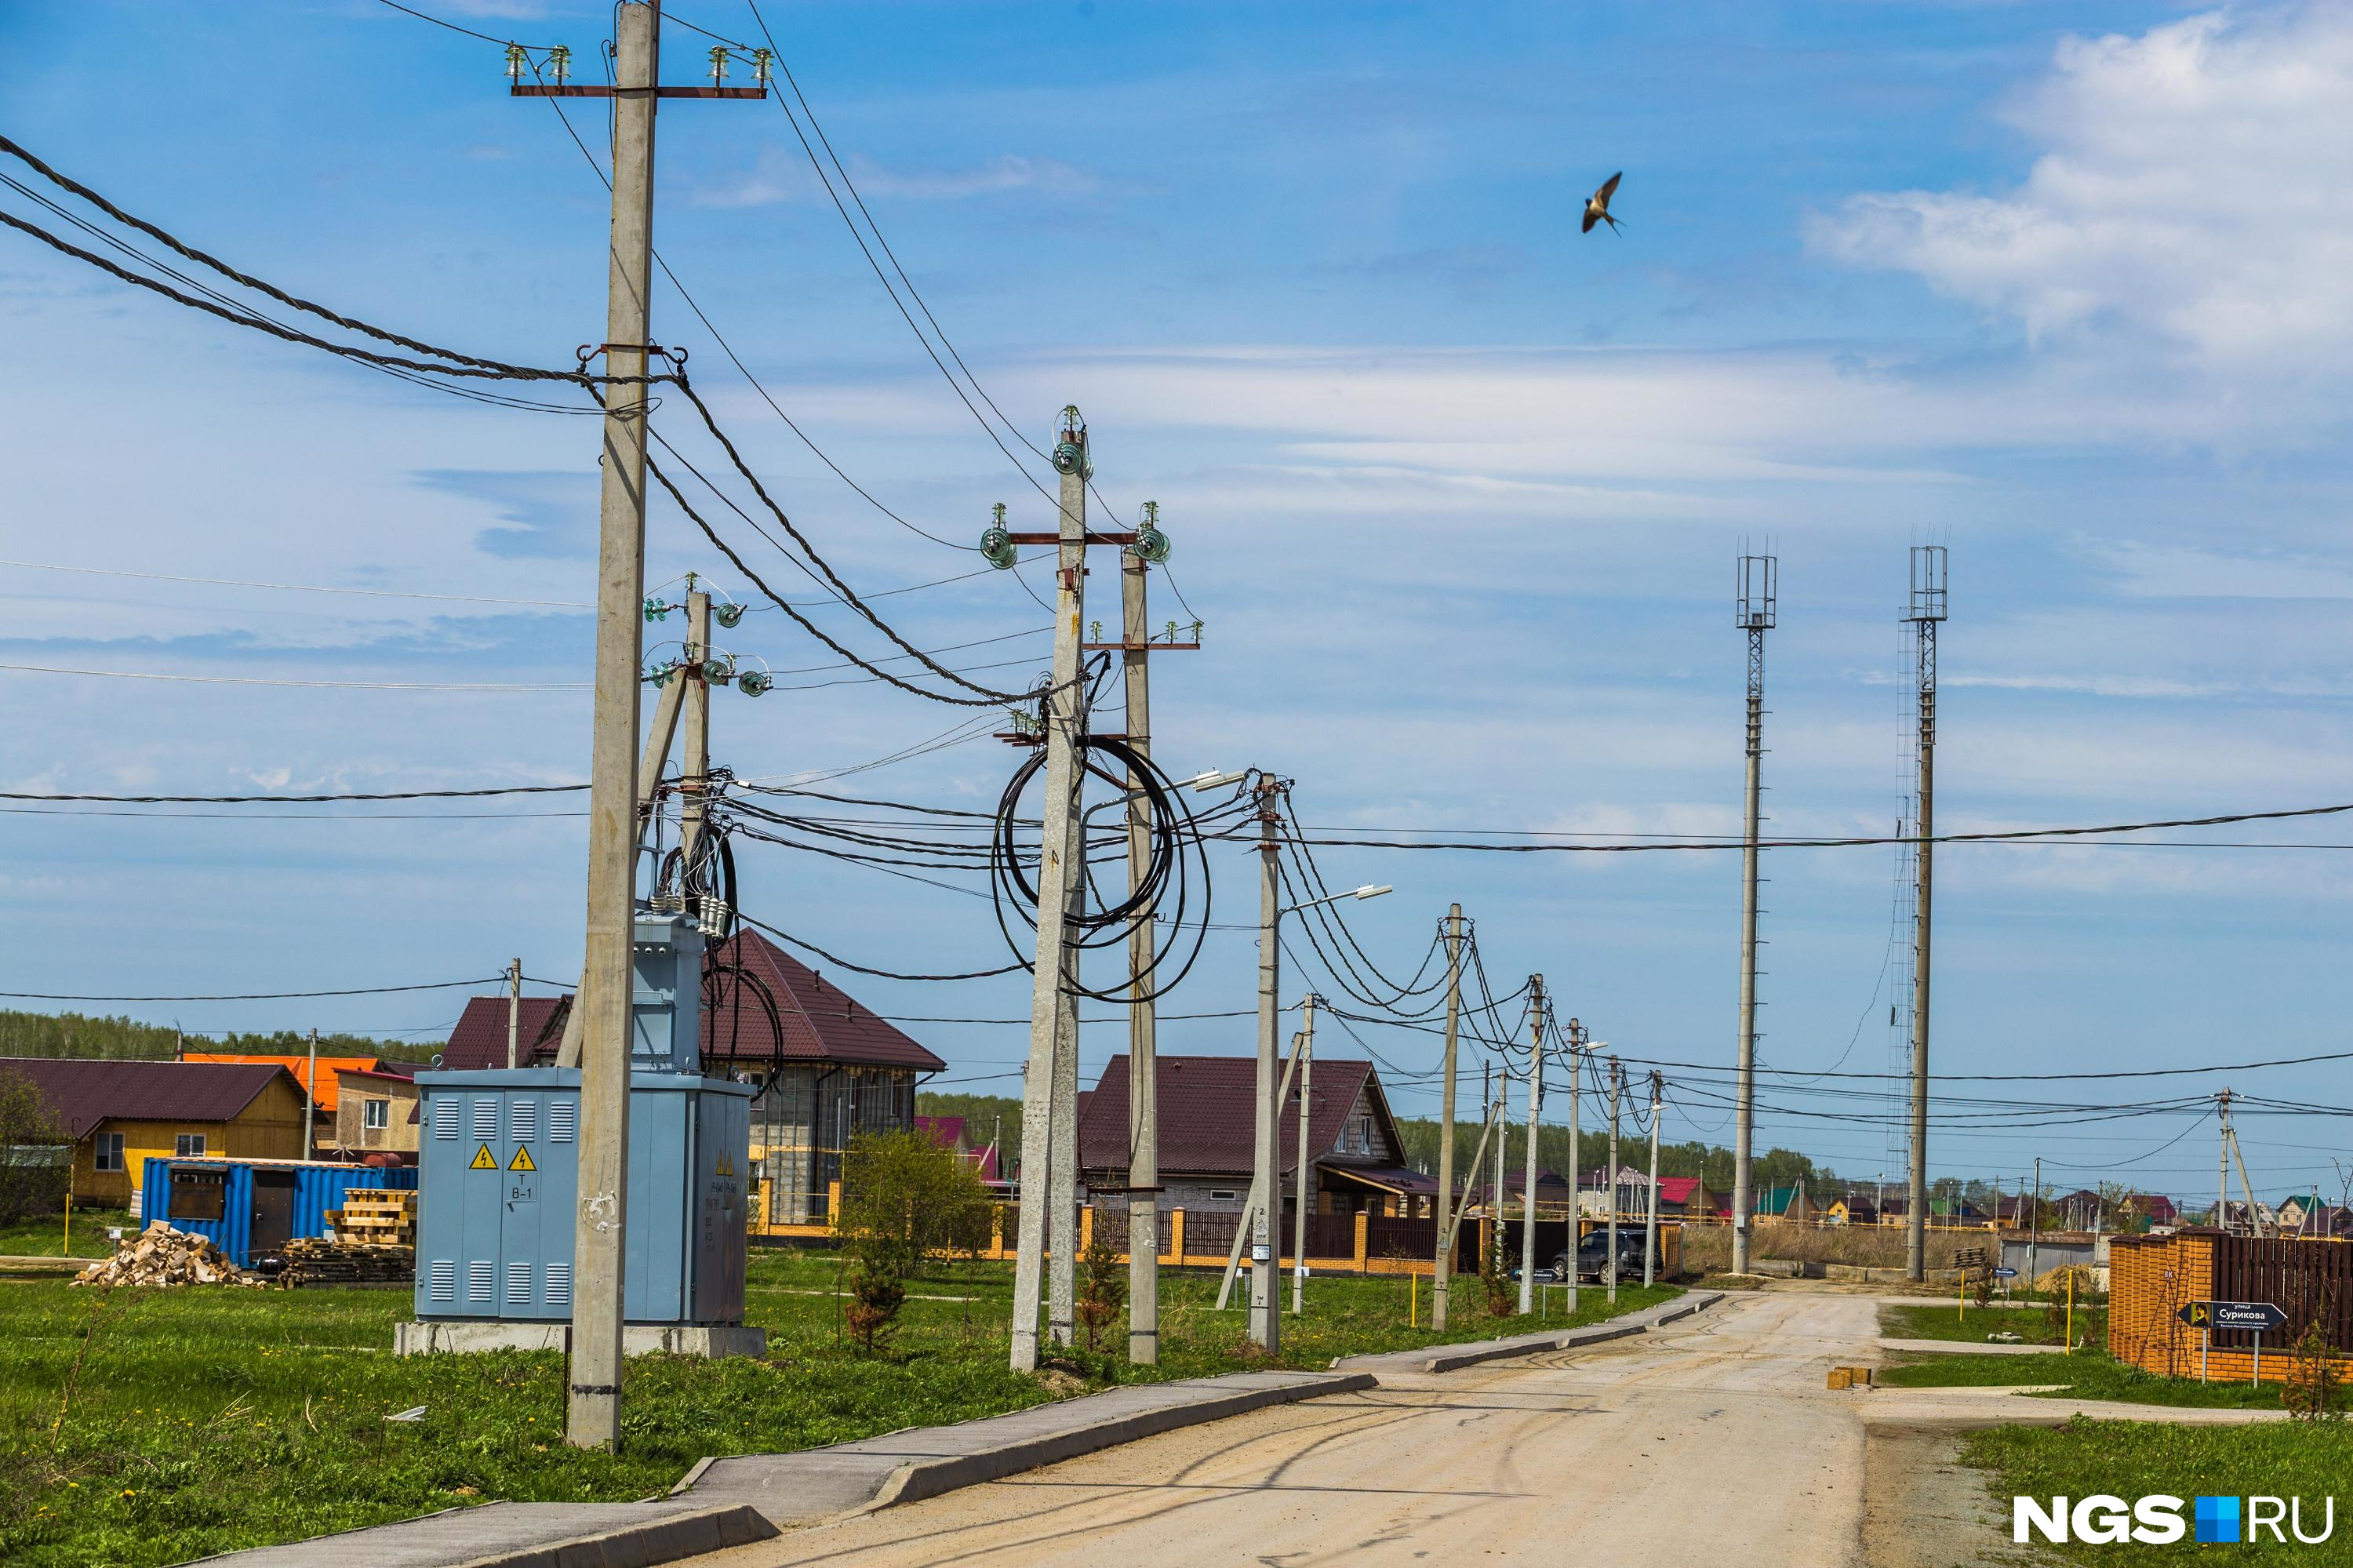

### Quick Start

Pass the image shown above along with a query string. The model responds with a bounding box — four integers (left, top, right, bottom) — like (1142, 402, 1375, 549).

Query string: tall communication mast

(1902, 544, 1947, 1282)
(1731, 550, 1775, 1277)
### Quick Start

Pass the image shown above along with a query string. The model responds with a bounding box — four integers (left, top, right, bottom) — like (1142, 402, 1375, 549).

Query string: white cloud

(698, 150, 1098, 209)
(1810, 7, 2353, 369)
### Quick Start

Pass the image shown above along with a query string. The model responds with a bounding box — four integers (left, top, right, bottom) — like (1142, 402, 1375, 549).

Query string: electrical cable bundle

(985, 675, 1222, 1003)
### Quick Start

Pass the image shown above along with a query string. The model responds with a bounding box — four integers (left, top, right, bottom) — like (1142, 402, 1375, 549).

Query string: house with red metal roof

(440, 929, 944, 1224)
(3, 1057, 309, 1208)
(1076, 1054, 1433, 1220)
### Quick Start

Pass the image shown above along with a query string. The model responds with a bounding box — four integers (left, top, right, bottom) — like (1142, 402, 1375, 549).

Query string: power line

(1, 977, 508, 1002)
(1251, 800, 2353, 853)
(0, 785, 587, 804)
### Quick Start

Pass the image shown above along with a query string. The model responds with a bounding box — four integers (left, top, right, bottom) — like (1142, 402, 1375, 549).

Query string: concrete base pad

(394, 1320, 766, 1359)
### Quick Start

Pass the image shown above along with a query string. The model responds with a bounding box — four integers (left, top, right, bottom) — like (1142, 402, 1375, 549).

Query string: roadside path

(688, 1292, 1885, 1567)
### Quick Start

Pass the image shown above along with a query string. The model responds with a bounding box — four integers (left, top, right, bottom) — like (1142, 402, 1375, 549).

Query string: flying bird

(1582, 171, 1624, 235)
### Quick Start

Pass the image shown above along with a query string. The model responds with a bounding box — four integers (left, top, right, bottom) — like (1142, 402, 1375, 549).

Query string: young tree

(0, 1067, 69, 1225)
(832, 1130, 993, 1356)
(1075, 1220, 1126, 1352)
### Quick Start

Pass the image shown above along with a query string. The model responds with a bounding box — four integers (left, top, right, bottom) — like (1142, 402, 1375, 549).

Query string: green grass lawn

(1882, 1300, 2107, 1348)
(1965, 1417, 2353, 1565)
(0, 1210, 136, 1261)
(0, 1248, 1676, 1567)
(1877, 1346, 2284, 1410)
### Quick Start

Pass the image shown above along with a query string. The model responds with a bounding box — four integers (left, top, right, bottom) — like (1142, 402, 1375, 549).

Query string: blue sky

(5, 2, 2351, 1206)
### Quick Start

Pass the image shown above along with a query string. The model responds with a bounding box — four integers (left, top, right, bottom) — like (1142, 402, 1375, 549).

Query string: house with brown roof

(1076, 1054, 1432, 1219)
(440, 929, 944, 1224)
(2, 1057, 309, 1208)
(181, 1053, 406, 1156)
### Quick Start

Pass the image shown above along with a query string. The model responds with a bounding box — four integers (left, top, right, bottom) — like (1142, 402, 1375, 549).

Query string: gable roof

(1, 1058, 296, 1141)
(702, 930, 944, 1071)
(1754, 1184, 1803, 1217)
(439, 931, 945, 1075)
(440, 996, 570, 1071)
(1658, 1177, 1703, 1206)
(1077, 1054, 1395, 1177)
(181, 1053, 380, 1112)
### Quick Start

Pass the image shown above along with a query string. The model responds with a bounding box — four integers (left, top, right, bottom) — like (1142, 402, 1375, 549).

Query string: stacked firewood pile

(71, 1222, 262, 1288)
(275, 1235, 415, 1288)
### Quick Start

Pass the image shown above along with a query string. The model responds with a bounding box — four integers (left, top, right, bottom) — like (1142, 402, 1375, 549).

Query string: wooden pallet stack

(276, 1235, 415, 1288)
(329, 1188, 416, 1246)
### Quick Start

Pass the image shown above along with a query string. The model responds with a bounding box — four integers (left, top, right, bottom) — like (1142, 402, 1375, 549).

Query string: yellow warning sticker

(715, 1151, 733, 1177)
(469, 1143, 499, 1171)
(507, 1144, 536, 1173)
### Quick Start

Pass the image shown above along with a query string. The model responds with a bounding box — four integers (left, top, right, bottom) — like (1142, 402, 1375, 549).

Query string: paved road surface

(693, 1293, 1885, 1568)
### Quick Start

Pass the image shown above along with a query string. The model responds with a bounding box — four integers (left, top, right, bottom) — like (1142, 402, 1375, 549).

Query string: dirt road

(695, 1292, 1892, 1568)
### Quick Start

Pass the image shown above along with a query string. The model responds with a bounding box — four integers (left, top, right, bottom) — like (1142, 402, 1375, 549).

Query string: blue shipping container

(138, 1159, 417, 1268)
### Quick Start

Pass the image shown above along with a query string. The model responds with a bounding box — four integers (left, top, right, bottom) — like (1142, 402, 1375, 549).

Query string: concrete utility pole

(1733, 552, 1774, 1276)
(1644, 1071, 1662, 1287)
(1122, 515, 1160, 1363)
(551, 666, 686, 1071)
(2028, 1155, 2041, 1296)
(1293, 993, 1316, 1315)
(1432, 904, 1464, 1331)
(506, 958, 523, 1070)
(304, 1027, 318, 1155)
(1518, 977, 1545, 1315)
(680, 584, 712, 867)
(566, 0, 663, 1450)
(1902, 544, 1947, 1283)
(1565, 1017, 1584, 1313)
(2217, 1090, 2232, 1232)
(1010, 415, 1091, 1372)
(1607, 1057, 1622, 1304)
(1249, 777, 1286, 1354)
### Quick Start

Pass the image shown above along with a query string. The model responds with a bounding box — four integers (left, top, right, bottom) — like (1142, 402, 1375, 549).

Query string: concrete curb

(864, 1372, 1379, 1511)
(441, 1506, 779, 1568)
(1336, 1289, 1729, 1378)
(190, 1502, 777, 1568)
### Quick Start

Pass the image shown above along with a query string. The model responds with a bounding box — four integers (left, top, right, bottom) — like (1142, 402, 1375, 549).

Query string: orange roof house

(181, 1054, 380, 1114)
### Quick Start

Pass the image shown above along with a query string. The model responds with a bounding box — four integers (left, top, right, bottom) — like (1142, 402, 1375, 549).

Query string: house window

(1354, 1116, 1373, 1153)
(93, 1132, 125, 1173)
(1208, 1189, 1238, 1202)
(175, 1133, 207, 1157)
(362, 1099, 391, 1131)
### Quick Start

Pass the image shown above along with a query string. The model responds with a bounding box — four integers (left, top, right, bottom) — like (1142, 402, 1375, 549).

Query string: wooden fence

(2110, 1228, 2352, 1383)
(751, 1185, 1682, 1279)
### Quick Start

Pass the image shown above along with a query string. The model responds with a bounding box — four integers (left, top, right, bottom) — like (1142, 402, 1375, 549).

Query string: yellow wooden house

(5, 1057, 310, 1208)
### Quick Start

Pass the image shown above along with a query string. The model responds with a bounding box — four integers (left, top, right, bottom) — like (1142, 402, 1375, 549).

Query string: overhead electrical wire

(1, 977, 511, 1002)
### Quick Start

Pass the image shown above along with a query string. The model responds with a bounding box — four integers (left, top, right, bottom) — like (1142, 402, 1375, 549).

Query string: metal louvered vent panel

(505, 1261, 532, 1306)
(550, 1101, 576, 1143)
(467, 1260, 494, 1303)
(432, 1099, 458, 1140)
(544, 1261, 571, 1307)
(429, 1259, 456, 1302)
(471, 1099, 499, 1141)
(511, 1100, 536, 1141)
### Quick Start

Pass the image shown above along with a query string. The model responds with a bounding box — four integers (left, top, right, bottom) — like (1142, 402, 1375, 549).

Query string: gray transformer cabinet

(407, 911, 757, 1342)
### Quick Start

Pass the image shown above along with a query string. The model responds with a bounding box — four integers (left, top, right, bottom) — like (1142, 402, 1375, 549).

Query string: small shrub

(1075, 1224, 1126, 1352)
(2282, 1316, 2345, 1423)
(842, 1260, 904, 1356)
(1480, 1228, 1513, 1318)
